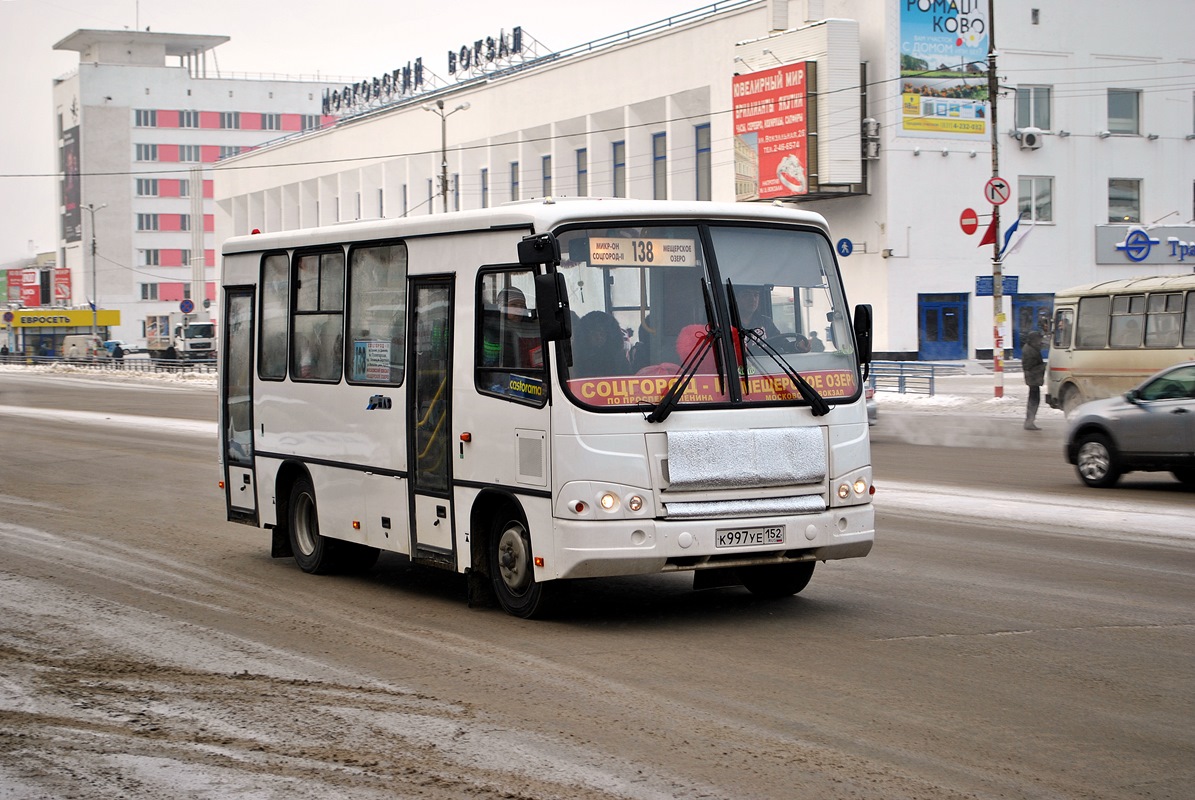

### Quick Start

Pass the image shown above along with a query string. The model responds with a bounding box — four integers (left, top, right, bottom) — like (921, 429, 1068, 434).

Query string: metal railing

(868, 361, 966, 396)
(2, 356, 217, 375)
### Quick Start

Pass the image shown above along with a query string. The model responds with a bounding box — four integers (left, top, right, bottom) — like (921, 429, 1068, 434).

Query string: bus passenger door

(222, 288, 258, 523)
(407, 277, 455, 563)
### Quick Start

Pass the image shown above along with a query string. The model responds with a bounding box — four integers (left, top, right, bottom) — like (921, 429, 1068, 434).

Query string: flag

(978, 216, 998, 247)
(1004, 220, 1036, 258)
(999, 215, 1022, 257)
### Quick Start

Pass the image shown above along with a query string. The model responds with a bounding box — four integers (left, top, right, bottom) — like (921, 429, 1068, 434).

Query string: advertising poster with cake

(732, 62, 809, 200)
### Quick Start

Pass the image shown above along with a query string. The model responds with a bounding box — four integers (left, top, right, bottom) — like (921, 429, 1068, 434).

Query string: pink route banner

(732, 63, 809, 200)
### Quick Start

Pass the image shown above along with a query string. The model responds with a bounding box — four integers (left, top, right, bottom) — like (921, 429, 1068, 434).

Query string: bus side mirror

(518, 233, 560, 266)
(534, 272, 572, 342)
(853, 304, 873, 364)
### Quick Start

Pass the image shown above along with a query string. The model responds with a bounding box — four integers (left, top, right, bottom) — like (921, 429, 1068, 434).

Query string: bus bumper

(546, 504, 874, 581)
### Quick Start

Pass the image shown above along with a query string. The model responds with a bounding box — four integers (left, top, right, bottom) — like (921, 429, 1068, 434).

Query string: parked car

(104, 339, 142, 355)
(1065, 361, 1195, 488)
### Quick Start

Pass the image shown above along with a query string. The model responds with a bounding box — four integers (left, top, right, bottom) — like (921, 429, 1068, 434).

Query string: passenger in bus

(808, 331, 826, 352)
(573, 311, 630, 377)
(482, 287, 542, 370)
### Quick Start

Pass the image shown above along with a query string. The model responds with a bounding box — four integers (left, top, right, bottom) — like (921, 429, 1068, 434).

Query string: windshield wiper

(727, 280, 830, 417)
(645, 279, 721, 424)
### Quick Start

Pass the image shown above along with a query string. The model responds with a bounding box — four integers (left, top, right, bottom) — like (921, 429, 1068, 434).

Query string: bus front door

(222, 288, 258, 523)
(407, 278, 456, 564)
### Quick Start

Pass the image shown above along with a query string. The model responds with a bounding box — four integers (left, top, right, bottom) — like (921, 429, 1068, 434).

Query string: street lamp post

(83, 202, 107, 337)
(421, 99, 471, 213)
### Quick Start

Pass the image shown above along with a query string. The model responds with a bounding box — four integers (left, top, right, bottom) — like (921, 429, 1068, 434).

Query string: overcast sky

(0, 0, 704, 264)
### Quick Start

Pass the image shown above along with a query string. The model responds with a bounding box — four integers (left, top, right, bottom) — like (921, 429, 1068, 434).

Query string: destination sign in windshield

(588, 237, 698, 267)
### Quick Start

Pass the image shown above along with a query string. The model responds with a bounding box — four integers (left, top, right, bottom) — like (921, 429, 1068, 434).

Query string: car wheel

(1061, 385, 1083, 418)
(741, 561, 816, 598)
(489, 514, 554, 619)
(1075, 433, 1121, 488)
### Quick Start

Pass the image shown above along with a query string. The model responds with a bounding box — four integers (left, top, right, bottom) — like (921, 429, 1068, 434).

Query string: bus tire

(1075, 432, 1121, 488)
(489, 515, 553, 618)
(741, 561, 815, 599)
(288, 476, 338, 574)
(1061, 385, 1083, 418)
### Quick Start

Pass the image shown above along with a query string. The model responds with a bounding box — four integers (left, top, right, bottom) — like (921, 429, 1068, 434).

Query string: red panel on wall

(320, 115, 337, 129)
(203, 180, 214, 198)
(200, 111, 220, 129)
(205, 249, 215, 267)
(200, 145, 221, 163)
(241, 112, 262, 130)
(161, 250, 184, 267)
(204, 214, 215, 233)
(206, 282, 217, 301)
(160, 215, 182, 232)
(158, 110, 180, 127)
(158, 144, 179, 162)
(159, 179, 181, 198)
(281, 114, 302, 131)
(159, 283, 185, 302)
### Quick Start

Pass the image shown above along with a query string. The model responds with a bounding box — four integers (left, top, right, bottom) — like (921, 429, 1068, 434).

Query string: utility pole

(84, 202, 107, 337)
(987, 0, 1004, 398)
(421, 98, 471, 213)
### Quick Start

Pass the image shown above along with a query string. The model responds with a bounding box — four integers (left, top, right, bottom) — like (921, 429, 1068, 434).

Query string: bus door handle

(367, 394, 392, 410)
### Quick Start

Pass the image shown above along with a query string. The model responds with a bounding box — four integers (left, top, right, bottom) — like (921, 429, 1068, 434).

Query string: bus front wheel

(489, 515, 553, 618)
(288, 477, 337, 574)
(741, 561, 815, 599)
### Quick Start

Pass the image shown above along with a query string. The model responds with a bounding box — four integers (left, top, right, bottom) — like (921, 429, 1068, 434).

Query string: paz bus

(1047, 274, 1195, 416)
(218, 199, 875, 617)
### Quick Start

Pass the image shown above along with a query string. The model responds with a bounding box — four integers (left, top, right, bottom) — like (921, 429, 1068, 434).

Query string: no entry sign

(960, 207, 979, 235)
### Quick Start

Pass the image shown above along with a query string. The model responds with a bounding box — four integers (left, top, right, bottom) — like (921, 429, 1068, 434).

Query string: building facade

(213, 0, 1195, 360)
(51, 29, 340, 344)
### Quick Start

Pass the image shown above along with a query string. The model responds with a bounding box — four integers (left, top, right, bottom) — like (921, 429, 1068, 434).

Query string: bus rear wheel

(289, 477, 337, 574)
(741, 561, 815, 599)
(1061, 385, 1083, 418)
(489, 516, 553, 618)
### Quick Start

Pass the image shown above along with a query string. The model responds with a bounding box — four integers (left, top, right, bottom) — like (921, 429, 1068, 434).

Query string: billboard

(732, 62, 809, 201)
(899, 1, 989, 139)
(61, 125, 81, 242)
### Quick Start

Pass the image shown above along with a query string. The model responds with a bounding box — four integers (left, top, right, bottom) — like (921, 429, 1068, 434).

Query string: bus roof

(1053, 273, 1195, 299)
(221, 198, 832, 255)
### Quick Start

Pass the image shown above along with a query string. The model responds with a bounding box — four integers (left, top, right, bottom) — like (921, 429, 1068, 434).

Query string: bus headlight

(557, 483, 654, 519)
(628, 495, 643, 512)
(599, 492, 619, 511)
(831, 468, 873, 508)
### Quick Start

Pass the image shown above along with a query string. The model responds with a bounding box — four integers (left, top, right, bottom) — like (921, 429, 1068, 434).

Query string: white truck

(145, 313, 216, 361)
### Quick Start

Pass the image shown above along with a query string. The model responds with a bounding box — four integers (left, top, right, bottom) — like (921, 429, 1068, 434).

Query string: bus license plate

(715, 526, 786, 548)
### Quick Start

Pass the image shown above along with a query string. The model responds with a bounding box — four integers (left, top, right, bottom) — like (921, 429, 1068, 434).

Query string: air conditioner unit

(1019, 127, 1044, 150)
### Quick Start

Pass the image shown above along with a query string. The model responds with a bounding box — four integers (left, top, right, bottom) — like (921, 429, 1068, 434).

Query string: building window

(179, 214, 191, 231)
(576, 148, 588, 196)
(481, 168, 489, 208)
(140, 283, 159, 300)
(178, 110, 200, 128)
(1108, 178, 1141, 223)
(542, 155, 552, 197)
(695, 124, 711, 201)
(452, 174, 460, 211)
(612, 141, 626, 197)
(180, 249, 192, 265)
(135, 109, 157, 127)
(139, 249, 160, 266)
(1017, 176, 1053, 223)
(300, 114, 320, 131)
(652, 133, 667, 200)
(136, 213, 159, 231)
(179, 144, 200, 162)
(219, 145, 242, 159)
(135, 144, 158, 162)
(262, 113, 281, 131)
(427, 178, 434, 214)
(510, 161, 520, 201)
(402, 184, 408, 217)
(178, 179, 190, 198)
(379, 187, 385, 218)
(136, 178, 159, 197)
(220, 111, 240, 129)
(1107, 89, 1140, 135)
(1015, 86, 1051, 130)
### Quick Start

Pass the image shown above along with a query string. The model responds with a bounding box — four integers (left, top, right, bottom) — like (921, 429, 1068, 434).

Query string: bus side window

(1052, 309, 1073, 349)
(475, 269, 546, 404)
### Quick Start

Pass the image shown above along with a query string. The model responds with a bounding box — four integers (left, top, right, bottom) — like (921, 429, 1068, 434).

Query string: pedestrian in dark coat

(1022, 330, 1046, 430)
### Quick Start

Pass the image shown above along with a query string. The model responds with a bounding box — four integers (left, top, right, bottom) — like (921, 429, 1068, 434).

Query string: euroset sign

(1096, 225, 1195, 266)
(12, 309, 120, 327)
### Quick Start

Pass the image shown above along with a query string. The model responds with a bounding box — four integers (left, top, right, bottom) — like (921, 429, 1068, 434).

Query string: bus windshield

(555, 223, 859, 411)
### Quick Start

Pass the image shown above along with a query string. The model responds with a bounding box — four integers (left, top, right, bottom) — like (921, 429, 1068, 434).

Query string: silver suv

(1065, 361, 1195, 488)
